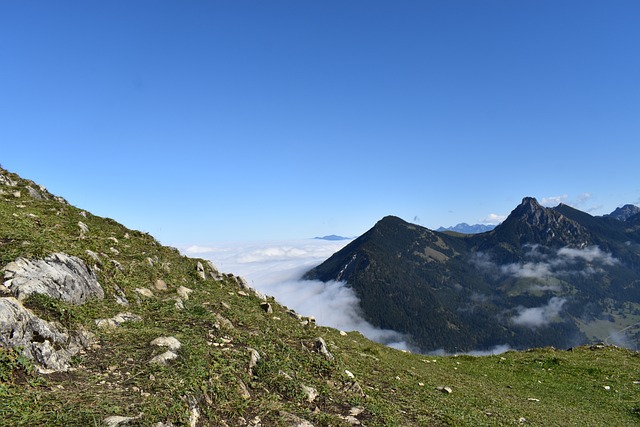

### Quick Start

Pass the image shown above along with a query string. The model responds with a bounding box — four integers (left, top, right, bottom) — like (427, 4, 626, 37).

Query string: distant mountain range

(313, 235, 353, 241)
(304, 197, 640, 353)
(436, 223, 496, 234)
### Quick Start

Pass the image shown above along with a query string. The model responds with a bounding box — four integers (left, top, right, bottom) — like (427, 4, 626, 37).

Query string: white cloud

(557, 246, 618, 266)
(540, 194, 568, 206)
(481, 213, 507, 224)
(181, 239, 415, 351)
(512, 297, 567, 328)
(501, 261, 553, 279)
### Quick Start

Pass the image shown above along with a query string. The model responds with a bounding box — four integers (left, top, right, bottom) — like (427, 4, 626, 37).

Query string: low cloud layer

(512, 297, 567, 328)
(473, 245, 619, 328)
(182, 239, 414, 351)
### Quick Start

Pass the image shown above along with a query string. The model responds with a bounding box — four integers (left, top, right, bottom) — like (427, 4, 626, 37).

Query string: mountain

(2, 168, 640, 426)
(313, 234, 352, 241)
(305, 197, 640, 353)
(436, 223, 496, 234)
(606, 204, 640, 221)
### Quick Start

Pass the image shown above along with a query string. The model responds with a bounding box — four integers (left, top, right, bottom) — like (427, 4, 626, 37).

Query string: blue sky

(2, 1, 639, 245)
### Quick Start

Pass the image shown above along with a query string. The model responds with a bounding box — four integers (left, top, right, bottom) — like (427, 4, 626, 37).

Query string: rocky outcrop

(3, 253, 104, 304)
(0, 297, 93, 372)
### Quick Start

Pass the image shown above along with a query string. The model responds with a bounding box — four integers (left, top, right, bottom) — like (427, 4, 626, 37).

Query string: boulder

(314, 337, 334, 360)
(3, 253, 104, 304)
(0, 297, 92, 372)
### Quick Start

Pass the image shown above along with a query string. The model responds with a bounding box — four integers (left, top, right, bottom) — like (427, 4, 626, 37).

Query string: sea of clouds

(182, 239, 416, 352)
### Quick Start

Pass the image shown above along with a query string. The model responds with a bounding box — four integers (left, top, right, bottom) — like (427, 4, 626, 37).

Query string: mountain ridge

(305, 197, 640, 353)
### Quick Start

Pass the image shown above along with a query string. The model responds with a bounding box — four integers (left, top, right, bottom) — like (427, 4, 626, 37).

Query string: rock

(27, 185, 46, 200)
(279, 411, 315, 427)
(177, 286, 192, 300)
(103, 413, 142, 426)
(314, 337, 334, 360)
(214, 313, 234, 330)
(0, 173, 17, 187)
(187, 395, 200, 427)
(3, 253, 104, 304)
(151, 336, 181, 351)
(149, 350, 178, 365)
(154, 279, 168, 291)
(95, 312, 142, 329)
(135, 288, 154, 298)
(237, 379, 251, 400)
(78, 221, 89, 234)
(260, 302, 273, 313)
(0, 297, 92, 372)
(248, 348, 261, 375)
(196, 261, 206, 279)
(436, 386, 453, 394)
(343, 381, 365, 397)
(85, 250, 102, 266)
(344, 370, 355, 378)
(300, 384, 318, 402)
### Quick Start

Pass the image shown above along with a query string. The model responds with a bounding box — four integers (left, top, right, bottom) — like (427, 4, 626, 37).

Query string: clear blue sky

(2, 1, 639, 245)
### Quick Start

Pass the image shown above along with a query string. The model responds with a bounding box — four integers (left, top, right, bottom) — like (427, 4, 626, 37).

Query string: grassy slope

(1, 167, 639, 426)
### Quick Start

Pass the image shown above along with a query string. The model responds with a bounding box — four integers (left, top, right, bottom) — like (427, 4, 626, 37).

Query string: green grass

(2, 166, 640, 426)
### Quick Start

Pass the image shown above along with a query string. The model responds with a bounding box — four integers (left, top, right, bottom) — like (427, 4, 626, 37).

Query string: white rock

(149, 350, 178, 365)
(135, 288, 154, 298)
(150, 336, 181, 351)
(177, 286, 192, 300)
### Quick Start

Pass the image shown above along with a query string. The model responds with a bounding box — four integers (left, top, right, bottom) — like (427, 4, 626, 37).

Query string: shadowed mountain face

(304, 197, 640, 353)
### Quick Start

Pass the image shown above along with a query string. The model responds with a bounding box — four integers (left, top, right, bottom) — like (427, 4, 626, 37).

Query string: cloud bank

(182, 239, 414, 351)
(512, 297, 567, 328)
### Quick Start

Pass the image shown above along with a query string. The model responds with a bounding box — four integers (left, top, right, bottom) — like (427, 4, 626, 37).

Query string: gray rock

(103, 414, 143, 427)
(314, 337, 334, 360)
(0, 173, 17, 187)
(27, 185, 46, 200)
(0, 297, 92, 372)
(279, 412, 315, 427)
(248, 348, 261, 375)
(196, 261, 206, 279)
(95, 312, 142, 329)
(151, 336, 181, 351)
(176, 286, 192, 300)
(78, 221, 89, 234)
(300, 384, 318, 402)
(3, 253, 104, 304)
(154, 279, 168, 291)
(149, 350, 178, 365)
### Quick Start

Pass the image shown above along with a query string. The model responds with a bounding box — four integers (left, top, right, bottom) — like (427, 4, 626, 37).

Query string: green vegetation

(1, 168, 640, 426)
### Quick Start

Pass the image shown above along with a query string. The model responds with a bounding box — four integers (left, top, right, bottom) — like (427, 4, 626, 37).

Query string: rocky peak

(606, 204, 640, 221)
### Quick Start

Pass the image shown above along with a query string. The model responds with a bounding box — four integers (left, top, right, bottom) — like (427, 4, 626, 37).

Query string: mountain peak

(606, 204, 640, 221)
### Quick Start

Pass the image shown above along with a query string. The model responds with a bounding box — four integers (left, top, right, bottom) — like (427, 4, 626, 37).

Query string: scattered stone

(103, 413, 142, 427)
(248, 348, 261, 375)
(3, 253, 104, 304)
(436, 386, 453, 394)
(527, 397, 540, 402)
(109, 247, 120, 255)
(154, 279, 168, 291)
(214, 313, 234, 330)
(349, 407, 364, 417)
(340, 331, 348, 336)
(135, 288, 154, 298)
(78, 221, 89, 234)
(149, 350, 178, 365)
(603, 385, 611, 391)
(151, 336, 181, 351)
(345, 369, 355, 379)
(196, 261, 206, 279)
(85, 250, 102, 266)
(108, 236, 119, 244)
(301, 384, 318, 402)
(314, 337, 334, 360)
(260, 302, 273, 313)
(95, 312, 142, 329)
(278, 411, 315, 427)
(79, 211, 87, 218)
(237, 290, 249, 297)
(177, 286, 192, 300)
(237, 379, 251, 400)
(343, 381, 365, 397)
(173, 297, 184, 310)
(187, 395, 200, 427)
(27, 185, 46, 200)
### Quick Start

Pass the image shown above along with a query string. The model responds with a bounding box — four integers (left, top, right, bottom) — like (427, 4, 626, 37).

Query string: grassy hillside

(1, 166, 640, 426)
